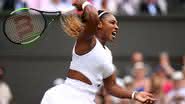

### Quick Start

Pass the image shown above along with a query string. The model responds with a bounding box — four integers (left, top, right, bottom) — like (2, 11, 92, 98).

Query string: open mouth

(112, 31, 117, 38)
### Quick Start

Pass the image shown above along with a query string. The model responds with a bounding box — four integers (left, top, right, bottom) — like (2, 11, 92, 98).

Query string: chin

(109, 38, 114, 42)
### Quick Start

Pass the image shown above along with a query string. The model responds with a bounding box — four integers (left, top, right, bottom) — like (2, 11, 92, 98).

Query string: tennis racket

(3, 8, 62, 45)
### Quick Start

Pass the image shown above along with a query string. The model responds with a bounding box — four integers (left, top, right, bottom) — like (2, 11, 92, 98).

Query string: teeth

(112, 32, 117, 36)
(112, 35, 116, 38)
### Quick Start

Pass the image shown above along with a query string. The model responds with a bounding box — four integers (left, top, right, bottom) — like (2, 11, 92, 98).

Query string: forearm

(72, 0, 99, 38)
(103, 73, 134, 99)
(81, 3, 99, 34)
(105, 84, 133, 99)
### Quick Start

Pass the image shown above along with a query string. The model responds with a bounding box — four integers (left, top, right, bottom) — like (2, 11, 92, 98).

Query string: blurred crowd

(0, 0, 185, 16)
(0, 67, 13, 104)
(95, 52, 185, 104)
(51, 51, 185, 104)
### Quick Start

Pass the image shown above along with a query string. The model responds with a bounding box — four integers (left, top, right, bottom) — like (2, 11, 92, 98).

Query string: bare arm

(72, 0, 99, 40)
(72, 0, 99, 55)
(103, 72, 156, 104)
(103, 72, 133, 99)
(80, 5, 99, 40)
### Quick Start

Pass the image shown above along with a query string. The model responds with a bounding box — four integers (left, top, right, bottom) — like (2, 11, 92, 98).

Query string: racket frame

(3, 8, 61, 45)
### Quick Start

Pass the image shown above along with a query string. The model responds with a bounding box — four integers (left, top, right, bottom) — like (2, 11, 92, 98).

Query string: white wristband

(82, 1, 91, 10)
(131, 91, 137, 100)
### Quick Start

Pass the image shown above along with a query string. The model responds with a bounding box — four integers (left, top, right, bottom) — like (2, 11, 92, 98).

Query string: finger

(144, 99, 149, 104)
(145, 94, 158, 101)
(149, 97, 159, 101)
(145, 99, 154, 104)
(72, 0, 77, 4)
(149, 100, 154, 104)
(145, 92, 154, 98)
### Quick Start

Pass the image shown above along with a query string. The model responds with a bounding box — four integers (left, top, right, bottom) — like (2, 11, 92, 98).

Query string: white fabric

(0, 82, 12, 104)
(70, 38, 115, 91)
(107, 0, 119, 14)
(40, 0, 74, 12)
(41, 78, 96, 104)
(41, 38, 115, 104)
(98, 11, 109, 18)
(26, 0, 40, 9)
(92, 0, 102, 10)
(166, 88, 185, 104)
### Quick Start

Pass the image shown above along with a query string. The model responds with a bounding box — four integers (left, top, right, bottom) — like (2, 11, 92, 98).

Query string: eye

(110, 21, 115, 25)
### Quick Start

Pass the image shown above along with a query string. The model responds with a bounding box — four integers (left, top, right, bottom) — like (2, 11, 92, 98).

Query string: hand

(135, 92, 156, 104)
(72, 0, 87, 10)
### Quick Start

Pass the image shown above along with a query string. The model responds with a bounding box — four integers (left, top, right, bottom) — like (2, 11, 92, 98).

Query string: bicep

(103, 72, 117, 90)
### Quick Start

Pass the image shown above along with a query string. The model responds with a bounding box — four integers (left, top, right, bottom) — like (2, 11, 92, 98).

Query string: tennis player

(41, 0, 156, 104)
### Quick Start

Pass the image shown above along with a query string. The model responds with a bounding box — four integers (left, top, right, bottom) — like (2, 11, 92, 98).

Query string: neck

(95, 32, 106, 46)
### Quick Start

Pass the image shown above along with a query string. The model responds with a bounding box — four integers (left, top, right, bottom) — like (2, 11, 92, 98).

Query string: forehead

(103, 14, 117, 22)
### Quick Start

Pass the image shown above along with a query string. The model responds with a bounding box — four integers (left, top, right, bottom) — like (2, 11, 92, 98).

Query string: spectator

(132, 62, 150, 92)
(25, 0, 40, 9)
(182, 65, 185, 88)
(140, 0, 167, 16)
(91, 0, 119, 14)
(148, 69, 166, 104)
(158, 52, 174, 76)
(119, 75, 135, 104)
(155, 52, 175, 94)
(15, 0, 28, 10)
(165, 71, 185, 104)
(153, 65, 174, 95)
(124, 51, 152, 76)
(40, 0, 74, 12)
(0, 67, 13, 104)
(157, 0, 168, 15)
(91, 0, 103, 10)
(153, 52, 174, 95)
(140, 0, 159, 16)
(106, 0, 119, 14)
(118, 0, 142, 16)
(183, 66, 185, 78)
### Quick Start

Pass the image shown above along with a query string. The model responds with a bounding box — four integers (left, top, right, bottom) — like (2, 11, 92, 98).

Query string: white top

(0, 82, 12, 104)
(69, 38, 115, 89)
(40, 0, 74, 12)
(166, 88, 185, 104)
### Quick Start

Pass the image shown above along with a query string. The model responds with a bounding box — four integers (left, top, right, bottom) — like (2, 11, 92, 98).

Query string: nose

(115, 24, 119, 30)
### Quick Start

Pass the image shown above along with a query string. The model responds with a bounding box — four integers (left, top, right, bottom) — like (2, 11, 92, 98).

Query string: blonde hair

(60, 13, 84, 38)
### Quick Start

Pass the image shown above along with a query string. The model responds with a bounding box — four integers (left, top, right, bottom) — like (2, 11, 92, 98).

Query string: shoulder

(0, 82, 10, 88)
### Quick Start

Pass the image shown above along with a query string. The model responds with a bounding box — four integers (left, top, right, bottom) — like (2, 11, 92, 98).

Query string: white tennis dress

(41, 38, 115, 104)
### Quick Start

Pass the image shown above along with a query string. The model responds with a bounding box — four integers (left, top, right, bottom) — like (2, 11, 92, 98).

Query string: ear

(97, 21, 103, 29)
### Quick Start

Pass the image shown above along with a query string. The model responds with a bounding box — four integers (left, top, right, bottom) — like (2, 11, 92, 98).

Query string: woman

(41, 0, 156, 104)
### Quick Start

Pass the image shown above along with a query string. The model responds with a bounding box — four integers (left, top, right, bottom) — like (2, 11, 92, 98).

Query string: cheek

(104, 26, 113, 34)
(101, 24, 113, 38)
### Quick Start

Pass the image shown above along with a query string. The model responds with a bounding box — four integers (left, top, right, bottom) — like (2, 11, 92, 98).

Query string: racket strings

(5, 9, 45, 43)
